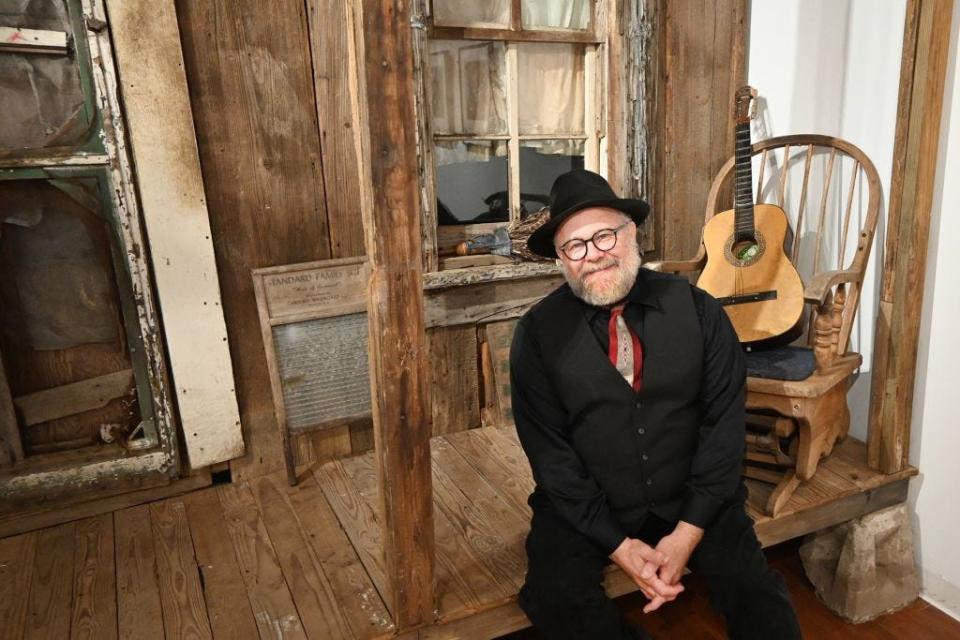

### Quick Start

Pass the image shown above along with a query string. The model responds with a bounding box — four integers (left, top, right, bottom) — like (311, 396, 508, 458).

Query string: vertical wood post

(347, 0, 435, 628)
(868, 0, 954, 473)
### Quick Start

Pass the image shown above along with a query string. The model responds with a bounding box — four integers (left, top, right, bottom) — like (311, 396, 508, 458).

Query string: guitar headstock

(734, 86, 758, 125)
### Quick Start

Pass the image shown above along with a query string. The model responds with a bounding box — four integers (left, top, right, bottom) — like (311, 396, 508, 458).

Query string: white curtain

(521, 0, 591, 29)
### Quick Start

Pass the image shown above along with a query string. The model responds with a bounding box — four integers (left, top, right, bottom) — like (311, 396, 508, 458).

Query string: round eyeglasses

(557, 222, 630, 261)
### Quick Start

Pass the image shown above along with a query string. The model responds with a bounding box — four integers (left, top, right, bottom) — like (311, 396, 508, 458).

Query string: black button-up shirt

(511, 271, 746, 554)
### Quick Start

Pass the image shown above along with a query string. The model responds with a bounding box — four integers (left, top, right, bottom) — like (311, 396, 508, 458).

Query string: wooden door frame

(868, 0, 955, 474)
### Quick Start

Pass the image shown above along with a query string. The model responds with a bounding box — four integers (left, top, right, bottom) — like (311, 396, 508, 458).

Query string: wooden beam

(104, 0, 244, 469)
(0, 350, 24, 466)
(348, 0, 435, 629)
(0, 26, 67, 55)
(13, 370, 133, 427)
(868, 0, 954, 473)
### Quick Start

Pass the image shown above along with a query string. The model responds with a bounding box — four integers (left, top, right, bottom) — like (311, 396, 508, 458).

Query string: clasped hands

(609, 521, 704, 614)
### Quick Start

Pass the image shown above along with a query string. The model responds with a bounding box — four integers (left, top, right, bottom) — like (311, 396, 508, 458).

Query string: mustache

(580, 257, 619, 276)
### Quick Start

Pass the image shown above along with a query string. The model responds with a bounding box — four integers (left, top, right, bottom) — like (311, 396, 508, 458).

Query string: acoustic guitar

(698, 86, 804, 344)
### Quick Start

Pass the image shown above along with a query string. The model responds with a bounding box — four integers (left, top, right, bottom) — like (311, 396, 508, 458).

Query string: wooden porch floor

(0, 426, 916, 639)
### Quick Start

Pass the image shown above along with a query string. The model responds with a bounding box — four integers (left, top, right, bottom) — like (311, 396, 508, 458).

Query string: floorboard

(252, 474, 354, 640)
(217, 483, 308, 639)
(115, 505, 164, 640)
(150, 500, 213, 639)
(182, 489, 261, 640)
(71, 513, 117, 640)
(0, 426, 938, 640)
(0, 530, 37, 637)
(24, 522, 75, 639)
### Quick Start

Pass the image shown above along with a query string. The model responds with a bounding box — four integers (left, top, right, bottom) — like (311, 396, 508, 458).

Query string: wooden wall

(174, 0, 748, 481)
(653, 0, 748, 261)
(175, 0, 366, 480)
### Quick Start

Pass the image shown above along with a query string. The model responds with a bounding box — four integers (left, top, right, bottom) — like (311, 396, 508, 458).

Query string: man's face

(554, 206, 641, 307)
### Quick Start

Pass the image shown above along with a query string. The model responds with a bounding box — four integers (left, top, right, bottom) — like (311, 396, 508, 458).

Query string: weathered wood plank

(306, 0, 366, 259)
(181, 489, 260, 640)
(149, 501, 213, 639)
(279, 472, 395, 638)
(13, 370, 133, 428)
(868, 0, 954, 473)
(0, 470, 210, 540)
(176, 0, 332, 481)
(71, 514, 117, 640)
(24, 522, 75, 639)
(340, 452, 495, 622)
(315, 458, 390, 604)
(752, 478, 911, 548)
(348, 0, 435, 626)
(659, 0, 747, 260)
(105, 0, 243, 468)
(114, 505, 164, 640)
(428, 326, 480, 436)
(0, 530, 37, 637)
(430, 438, 528, 591)
(424, 276, 565, 328)
(252, 475, 354, 640)
(217, 483, 308, 639)
(483, 321, 518, 426)
(445, 428, 533, 520)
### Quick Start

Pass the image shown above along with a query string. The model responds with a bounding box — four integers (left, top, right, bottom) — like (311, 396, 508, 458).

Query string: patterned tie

(608, 304, 643, 392)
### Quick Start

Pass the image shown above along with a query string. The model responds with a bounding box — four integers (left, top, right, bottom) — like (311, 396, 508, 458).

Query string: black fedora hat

(527, 169, 650, 259)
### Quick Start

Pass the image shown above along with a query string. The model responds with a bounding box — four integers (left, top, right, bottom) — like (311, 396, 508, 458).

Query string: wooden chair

(650, 134, 882, 515)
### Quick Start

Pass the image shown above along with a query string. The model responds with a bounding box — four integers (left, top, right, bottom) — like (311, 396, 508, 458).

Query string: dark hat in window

(526, 169, 650, 259)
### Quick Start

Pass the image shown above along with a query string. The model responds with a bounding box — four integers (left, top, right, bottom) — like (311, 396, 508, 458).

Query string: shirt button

(646, 479, 653, 485)
(635, 401, 643, 409)
(642, 453, 649, 461)
(637, 427, 645, 435)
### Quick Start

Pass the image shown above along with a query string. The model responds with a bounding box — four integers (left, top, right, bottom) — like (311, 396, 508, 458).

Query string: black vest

(526, 271, 704, 524)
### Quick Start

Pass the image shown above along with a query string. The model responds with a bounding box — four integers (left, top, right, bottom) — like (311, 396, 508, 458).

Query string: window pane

(430, 40, 507, 135)
(435, 140, 509, 225)
(520, 140, 585, 214)
(0, 0, 91, 154)
(433, 0, 510, 28)
(518, 43, 584, 135)
(522, 0, 591, 30)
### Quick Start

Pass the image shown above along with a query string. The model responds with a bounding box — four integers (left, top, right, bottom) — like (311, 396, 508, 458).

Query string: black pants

(518, 496, 802, 639)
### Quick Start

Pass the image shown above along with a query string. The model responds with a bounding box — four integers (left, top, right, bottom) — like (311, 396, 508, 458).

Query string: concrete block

(799, 502, 919, 623)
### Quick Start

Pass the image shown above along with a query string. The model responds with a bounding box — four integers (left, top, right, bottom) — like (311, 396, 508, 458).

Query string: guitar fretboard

(734, 121, 755, 242)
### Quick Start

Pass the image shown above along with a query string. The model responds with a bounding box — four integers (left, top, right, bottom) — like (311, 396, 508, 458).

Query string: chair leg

(792, 386, 850, 480)
(766, 470, 801, 516)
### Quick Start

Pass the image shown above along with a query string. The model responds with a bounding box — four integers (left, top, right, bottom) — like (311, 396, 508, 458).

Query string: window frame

(418, 0, 608, 273)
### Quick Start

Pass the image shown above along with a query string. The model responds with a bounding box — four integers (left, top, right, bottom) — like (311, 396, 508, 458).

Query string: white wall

(748, 0, 906, 441)
(750, 0, 960, 618)
(906, 1, 960, 619)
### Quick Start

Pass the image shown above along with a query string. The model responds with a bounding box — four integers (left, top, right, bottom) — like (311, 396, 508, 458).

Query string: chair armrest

(644, 255, 707, 274)
(803, 269, 861, 305)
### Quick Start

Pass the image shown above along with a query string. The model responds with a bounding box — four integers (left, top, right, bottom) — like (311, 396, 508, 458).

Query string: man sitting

(510, 169, 802, 639)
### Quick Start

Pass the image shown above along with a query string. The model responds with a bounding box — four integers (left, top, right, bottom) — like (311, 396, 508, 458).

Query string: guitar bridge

(716, 290, 778, 306)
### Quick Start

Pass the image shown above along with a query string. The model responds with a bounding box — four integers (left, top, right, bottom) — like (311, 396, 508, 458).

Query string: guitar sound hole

(733, 238, 759, 261)
(724, 231, 766, 267)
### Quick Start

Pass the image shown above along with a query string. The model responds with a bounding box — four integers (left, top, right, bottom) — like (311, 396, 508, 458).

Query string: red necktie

(608, 304, 643, 392)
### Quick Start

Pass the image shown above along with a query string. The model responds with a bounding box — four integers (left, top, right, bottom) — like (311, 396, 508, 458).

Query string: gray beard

(561, 245, 642, 307)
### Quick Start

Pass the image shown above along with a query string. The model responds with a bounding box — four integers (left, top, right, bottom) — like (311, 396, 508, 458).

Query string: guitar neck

(734, 121, 755, 241)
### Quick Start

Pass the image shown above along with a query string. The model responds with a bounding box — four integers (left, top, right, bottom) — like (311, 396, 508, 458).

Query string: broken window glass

(434, 139, 509, 224)
(520, 139, 585, 213)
